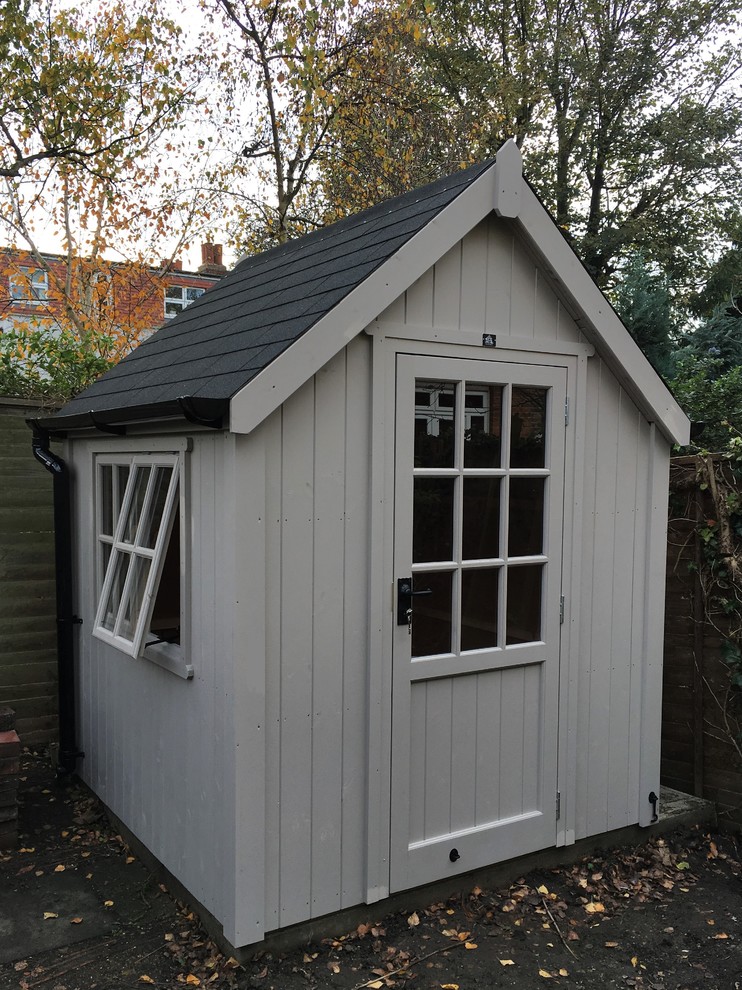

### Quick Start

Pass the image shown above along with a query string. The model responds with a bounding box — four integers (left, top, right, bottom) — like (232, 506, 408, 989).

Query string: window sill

(143, 641, 193, 680)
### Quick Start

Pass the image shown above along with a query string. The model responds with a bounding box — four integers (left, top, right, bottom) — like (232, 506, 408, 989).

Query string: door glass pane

(415, 380, 456, 468)
(115, 465, 130, 518)
(510, 387, 547, 468)
(462, 478, 500, 559)
(123, 466, 151, 544)
(461, 568, 499, 651)
(413, 478, 454, 562)
(411, 572, 453, 657)
(464, 384, 503, 467)
(506, 564, 543, 644)
(508, 478, 545, 557)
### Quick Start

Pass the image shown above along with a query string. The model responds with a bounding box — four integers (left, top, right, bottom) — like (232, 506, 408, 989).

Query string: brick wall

(0, 400, 58, 747)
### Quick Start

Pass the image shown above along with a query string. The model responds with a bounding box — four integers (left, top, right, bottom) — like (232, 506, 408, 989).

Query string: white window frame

(10, 266, 49, 303)
(93, 450, 191, 678)
(164, 284, 204, 319)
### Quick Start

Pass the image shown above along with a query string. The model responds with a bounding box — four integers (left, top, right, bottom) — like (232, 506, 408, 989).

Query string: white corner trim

(228, 166, 499, 435)
(493, 138, 523, 218)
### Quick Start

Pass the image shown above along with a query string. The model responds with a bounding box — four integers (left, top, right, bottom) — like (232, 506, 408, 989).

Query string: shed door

(390, 355, 566, 892)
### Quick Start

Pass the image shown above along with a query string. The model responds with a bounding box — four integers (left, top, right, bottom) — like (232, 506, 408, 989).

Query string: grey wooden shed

(37, 141, 690, 951)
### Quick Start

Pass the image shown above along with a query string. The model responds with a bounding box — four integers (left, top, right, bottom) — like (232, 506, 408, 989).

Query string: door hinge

(564, 396, 570, 426)
(556, 791, 561, 820)
(559, 595, 565, 624)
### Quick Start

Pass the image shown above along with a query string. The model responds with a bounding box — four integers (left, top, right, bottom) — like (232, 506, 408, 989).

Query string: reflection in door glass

(510, 387, 547, 468)
(508, 478, 545, 557)
(462, 478, 500, 559)
(506, 564, 543, 644)
(413, 478, 454, 562)
(414, 381, 456, 468)
(461, 568, 499, 651)
(411, 572, 453, 657)
(464, 384, 503, 467)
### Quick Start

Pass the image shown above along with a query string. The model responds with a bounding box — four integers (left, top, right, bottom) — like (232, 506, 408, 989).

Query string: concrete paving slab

(0, 871, 114, 964)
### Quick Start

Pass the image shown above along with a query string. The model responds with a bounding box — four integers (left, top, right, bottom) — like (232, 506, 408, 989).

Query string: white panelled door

(390, 355, 567, 892)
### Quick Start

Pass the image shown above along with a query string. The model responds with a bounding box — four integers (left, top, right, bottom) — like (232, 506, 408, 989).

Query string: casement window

(9, 267, 49, 303)
(93, 452, 190, 677)
(164, 284, 204, 318)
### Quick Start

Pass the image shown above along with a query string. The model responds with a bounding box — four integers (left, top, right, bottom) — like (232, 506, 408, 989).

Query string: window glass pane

(461, 568, 499, 651)
(462, 478, 500, 559)
(413, 478, 454, 563)
(508, 478, 545, 557)
(150, 508, 181, 644)
(100, 551, 130, 632)
(119, 556, 151, 642)
(510, 387, 547, 468)
(100, 464, 113, 536)
(123, 466, 151, 544)
(506, 564, 543, 644)
(115, 465, 130, 519)
(165, 286, 184, 300)
(464, 384, 503, 467)
(411, 572, 453, 658)
(414, 380, 456, 468)
(142, 466, 174, 549)
(186, 287, 204, 301)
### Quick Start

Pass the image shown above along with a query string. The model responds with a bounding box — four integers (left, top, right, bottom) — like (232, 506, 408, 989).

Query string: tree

(612, 254, 678, 379)
(0, 0, 225, 400)
(319, 0, 742, 294)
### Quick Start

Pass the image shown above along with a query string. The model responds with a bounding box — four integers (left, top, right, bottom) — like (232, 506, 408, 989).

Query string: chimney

(161, 258, 183, 272)
(198, 242, 227, 276)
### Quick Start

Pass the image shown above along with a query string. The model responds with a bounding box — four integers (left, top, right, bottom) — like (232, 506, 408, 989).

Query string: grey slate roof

(48, 160, 495, 432)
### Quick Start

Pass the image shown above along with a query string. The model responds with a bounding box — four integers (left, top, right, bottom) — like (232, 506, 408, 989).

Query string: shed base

(107, 786, 716, 962)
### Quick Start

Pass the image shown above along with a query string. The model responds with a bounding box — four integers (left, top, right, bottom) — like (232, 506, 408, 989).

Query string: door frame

(363, 326, 591, 904)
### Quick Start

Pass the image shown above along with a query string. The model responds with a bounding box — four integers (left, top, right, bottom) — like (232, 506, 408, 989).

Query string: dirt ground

(1, 753, 740, 990)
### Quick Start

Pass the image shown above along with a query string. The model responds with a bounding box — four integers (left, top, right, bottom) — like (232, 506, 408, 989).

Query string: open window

(93, 453, 189, 675)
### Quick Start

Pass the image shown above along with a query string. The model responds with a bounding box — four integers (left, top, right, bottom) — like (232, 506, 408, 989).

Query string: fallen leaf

(441, 929, 458, 938)
(631, 956, 639, 968)
(43, 912, 58, 920)
(165, 933, 174, 942)
(676, 861, 690, 871)
(499, 959, 515, 966)
(407, 912, 420, 927)
(457, 931, 471, 941)
(13, 961, 28, 972)
(70, 917, 83, 924)
(104, 900, 114, 907)
(585, 902, 605, 914)
(464, 942, 477, 950)
(539, 970, 552, 979)
(138, 978, 154, 985)
(707, 919, 715, 925)
(367, 983, 384, 990)
(61, 831, 69, 838)
(54, 864, 65, 873)
(327, 961, 340, 974)
(81, 851, 90, 858)
(186, 977, 201, 986)
(537, 884, 549, 895)
(708, 841, 718, 859)
(605, 941, 619, 948)
(471, 886, 482, 896)
(35, 870, 43, 877)
(441, 985, 459, 989)
(126, 856, 135, 864)
(713, 933, 729, 940)
(19, 848, 35, 853)
(559, 969, 569, 977)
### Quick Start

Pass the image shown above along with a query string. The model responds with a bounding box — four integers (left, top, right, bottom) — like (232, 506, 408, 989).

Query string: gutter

(29, 423, 83, 775)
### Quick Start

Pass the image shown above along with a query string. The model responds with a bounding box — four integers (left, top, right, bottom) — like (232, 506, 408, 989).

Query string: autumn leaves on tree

(0, 0, 740, 405)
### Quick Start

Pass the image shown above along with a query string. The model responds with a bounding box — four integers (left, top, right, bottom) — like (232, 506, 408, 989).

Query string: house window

(164, 284, 204, 318)
(10, 267, 49, 303)
(94, 453, 188, 673)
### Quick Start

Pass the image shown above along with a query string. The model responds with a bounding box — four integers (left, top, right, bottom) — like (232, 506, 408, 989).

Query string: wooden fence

(0, 399, 58, 747)
(662, 455, 742, 830)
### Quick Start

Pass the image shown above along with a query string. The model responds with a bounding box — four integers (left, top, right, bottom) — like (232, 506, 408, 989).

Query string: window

(164, 284, 204, 318)
(94, 453, 189, 675)
(10, 267, 49, 303)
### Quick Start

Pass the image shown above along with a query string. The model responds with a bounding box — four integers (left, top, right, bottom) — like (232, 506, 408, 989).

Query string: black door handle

(397, 578, 432, 624)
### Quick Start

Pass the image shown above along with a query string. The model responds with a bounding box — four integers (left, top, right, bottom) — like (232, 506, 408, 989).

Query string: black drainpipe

(30, 424, 83, 775)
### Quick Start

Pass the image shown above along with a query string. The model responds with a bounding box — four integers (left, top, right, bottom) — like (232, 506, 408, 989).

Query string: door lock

(397, 578, 432, 625)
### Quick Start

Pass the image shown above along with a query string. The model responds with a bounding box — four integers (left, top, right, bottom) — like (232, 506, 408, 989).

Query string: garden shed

(34, 141, 690, 952)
